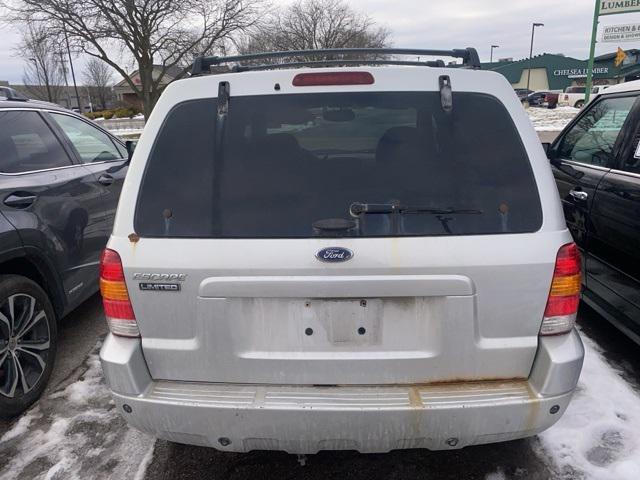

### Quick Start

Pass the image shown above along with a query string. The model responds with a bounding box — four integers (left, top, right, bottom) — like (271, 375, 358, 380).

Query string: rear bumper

(100, 330, 584, 453)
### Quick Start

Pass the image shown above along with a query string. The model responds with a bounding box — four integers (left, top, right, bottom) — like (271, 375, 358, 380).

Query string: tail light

(100, 249, 139, 337)
(292, 71, 374, 86)
(540, 243, 581, 336)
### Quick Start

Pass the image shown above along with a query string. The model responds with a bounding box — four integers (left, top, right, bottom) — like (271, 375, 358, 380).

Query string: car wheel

(0, 275, 57, 418)
(575, 100, 585, 108)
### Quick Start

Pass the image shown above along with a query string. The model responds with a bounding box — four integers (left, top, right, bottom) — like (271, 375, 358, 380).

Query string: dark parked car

(521, 91, 560, 108)
(545, 92, 559, 109)
(546, 80, 640, 344)
(522, 90, 550, 107)
(0, 89, 129, 417)
(514, 88, 533, 100)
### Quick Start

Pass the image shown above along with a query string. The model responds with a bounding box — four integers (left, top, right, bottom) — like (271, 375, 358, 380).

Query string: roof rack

(0, 86, 28, 101)
(191, 47, 481, 76)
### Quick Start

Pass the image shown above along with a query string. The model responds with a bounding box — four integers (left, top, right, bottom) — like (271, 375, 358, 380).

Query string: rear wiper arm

(349, 202, 482, 217)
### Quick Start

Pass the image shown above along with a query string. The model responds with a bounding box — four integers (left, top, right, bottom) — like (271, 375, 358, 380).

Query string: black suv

(0, 89, 129, 416)
(547, 83, 640, 344)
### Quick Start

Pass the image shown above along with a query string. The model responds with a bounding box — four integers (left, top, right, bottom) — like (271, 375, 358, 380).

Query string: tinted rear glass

(135, 91, 541, 237)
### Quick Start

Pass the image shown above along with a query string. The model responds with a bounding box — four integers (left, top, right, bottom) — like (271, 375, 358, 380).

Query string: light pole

(63, 26, 83, 112)
(526, 23, 544, 92)
(490, 45, 500, 63)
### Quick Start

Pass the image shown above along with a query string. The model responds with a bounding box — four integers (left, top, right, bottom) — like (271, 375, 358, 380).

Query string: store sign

(600, 0, 640, 15)
(553, 67, 610, 78)
(602, 23, 640, 42)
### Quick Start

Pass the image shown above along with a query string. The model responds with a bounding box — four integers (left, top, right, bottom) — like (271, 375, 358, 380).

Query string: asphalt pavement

(1, 292, 638, 480)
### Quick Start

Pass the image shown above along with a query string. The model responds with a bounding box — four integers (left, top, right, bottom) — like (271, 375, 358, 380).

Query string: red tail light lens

(100, 249, 139, 337)
(292, 71, 374, 86)
(540, 243, 581, 336)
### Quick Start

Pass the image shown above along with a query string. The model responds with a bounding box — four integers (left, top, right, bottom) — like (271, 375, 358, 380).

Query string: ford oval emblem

(316, 247, 354, 263)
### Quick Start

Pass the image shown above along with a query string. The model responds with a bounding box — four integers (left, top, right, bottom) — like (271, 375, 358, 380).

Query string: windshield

(135, 91, 541, 238)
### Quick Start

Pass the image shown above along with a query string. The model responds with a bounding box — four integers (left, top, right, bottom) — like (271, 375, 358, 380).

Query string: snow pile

(539, 331, 640, 480)
(0, 343, 155, 480)
(527, 106, 579, 132)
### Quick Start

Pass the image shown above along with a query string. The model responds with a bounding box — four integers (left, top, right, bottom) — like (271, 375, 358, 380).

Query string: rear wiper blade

(349, 202, 482, 216)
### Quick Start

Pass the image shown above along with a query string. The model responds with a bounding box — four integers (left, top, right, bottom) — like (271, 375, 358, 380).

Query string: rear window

(135, 91, 541, 238)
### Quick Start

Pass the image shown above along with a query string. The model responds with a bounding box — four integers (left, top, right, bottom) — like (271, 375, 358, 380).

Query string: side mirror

(542, 142, 551, 155)
(542, 142, 559, 162)
(125, 140, 137, 161)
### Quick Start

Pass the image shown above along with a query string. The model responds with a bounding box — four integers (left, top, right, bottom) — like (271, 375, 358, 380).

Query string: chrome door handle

(569, 189, 588, 201)
(4, 193, 37, 208)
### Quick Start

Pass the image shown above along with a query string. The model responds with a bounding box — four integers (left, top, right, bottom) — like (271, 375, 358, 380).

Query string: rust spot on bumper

(408, 387, 424, 409)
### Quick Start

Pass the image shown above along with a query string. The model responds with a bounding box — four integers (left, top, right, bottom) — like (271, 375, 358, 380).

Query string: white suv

(99, 48, 584, 454)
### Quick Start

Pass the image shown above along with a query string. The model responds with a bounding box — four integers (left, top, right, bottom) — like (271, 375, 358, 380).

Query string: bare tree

(15, 23, 65, 103)
(6, 0, 262, 114)
(239, 0, 390, 61)
(83, 57, 113, 110)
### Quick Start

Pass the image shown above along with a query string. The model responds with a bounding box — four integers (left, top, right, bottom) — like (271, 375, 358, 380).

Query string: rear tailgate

(115, 233, 565, 385)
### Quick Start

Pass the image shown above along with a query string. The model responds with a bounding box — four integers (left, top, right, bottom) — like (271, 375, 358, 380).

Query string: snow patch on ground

(0, 342, 155, 480)
(0, 410, 41, 443)
(134, 443, 156, 480)
(527, 106, 579, 132)
(538, 330, 640, 480)
(49, 353, 104, 405)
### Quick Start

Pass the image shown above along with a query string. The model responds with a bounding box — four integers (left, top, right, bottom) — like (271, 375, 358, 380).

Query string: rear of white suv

(100, 49, 584, 453)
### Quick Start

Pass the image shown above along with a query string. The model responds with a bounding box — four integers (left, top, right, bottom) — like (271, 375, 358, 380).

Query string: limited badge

(139, 283, 180, 292)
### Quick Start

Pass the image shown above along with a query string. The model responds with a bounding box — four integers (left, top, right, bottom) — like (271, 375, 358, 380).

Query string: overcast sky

(2, 0, 640, 85)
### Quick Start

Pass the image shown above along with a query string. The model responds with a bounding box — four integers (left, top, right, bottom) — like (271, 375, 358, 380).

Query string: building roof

(114, 64, 185, 88)
(594, 49, 640, 62)
(482, 53, 620, 90)
(481, 60, 513, 70)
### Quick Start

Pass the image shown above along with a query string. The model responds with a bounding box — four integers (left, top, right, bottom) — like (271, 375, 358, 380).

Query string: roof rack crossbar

(232, 59, 447, 72)
(191, 47, 480, 76)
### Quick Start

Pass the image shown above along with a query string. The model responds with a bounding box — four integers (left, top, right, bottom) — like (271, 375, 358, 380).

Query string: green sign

(600, 0, 640, 15)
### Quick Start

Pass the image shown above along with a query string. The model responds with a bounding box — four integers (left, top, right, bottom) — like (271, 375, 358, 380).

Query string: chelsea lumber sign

(553, 67, 610, 78)
(600, 1, 640, 15)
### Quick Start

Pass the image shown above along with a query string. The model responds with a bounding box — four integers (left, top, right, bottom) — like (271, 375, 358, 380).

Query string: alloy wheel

(0, 294, 50, 398)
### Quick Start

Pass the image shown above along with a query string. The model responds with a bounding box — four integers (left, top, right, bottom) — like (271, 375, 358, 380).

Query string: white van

(99, 48, 584, 454)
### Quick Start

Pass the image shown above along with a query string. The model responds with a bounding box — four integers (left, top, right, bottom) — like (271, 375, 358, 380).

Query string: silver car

(99, 48, 584, 454)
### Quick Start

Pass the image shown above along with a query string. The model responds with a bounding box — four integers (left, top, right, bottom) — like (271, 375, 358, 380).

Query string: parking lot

(0, 293, 638, 480)
(3, 106, 639, 480)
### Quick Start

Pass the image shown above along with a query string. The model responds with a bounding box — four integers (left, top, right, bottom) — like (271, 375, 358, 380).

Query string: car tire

(574, 100, 585, 109)
(0, 275, 57, 419)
